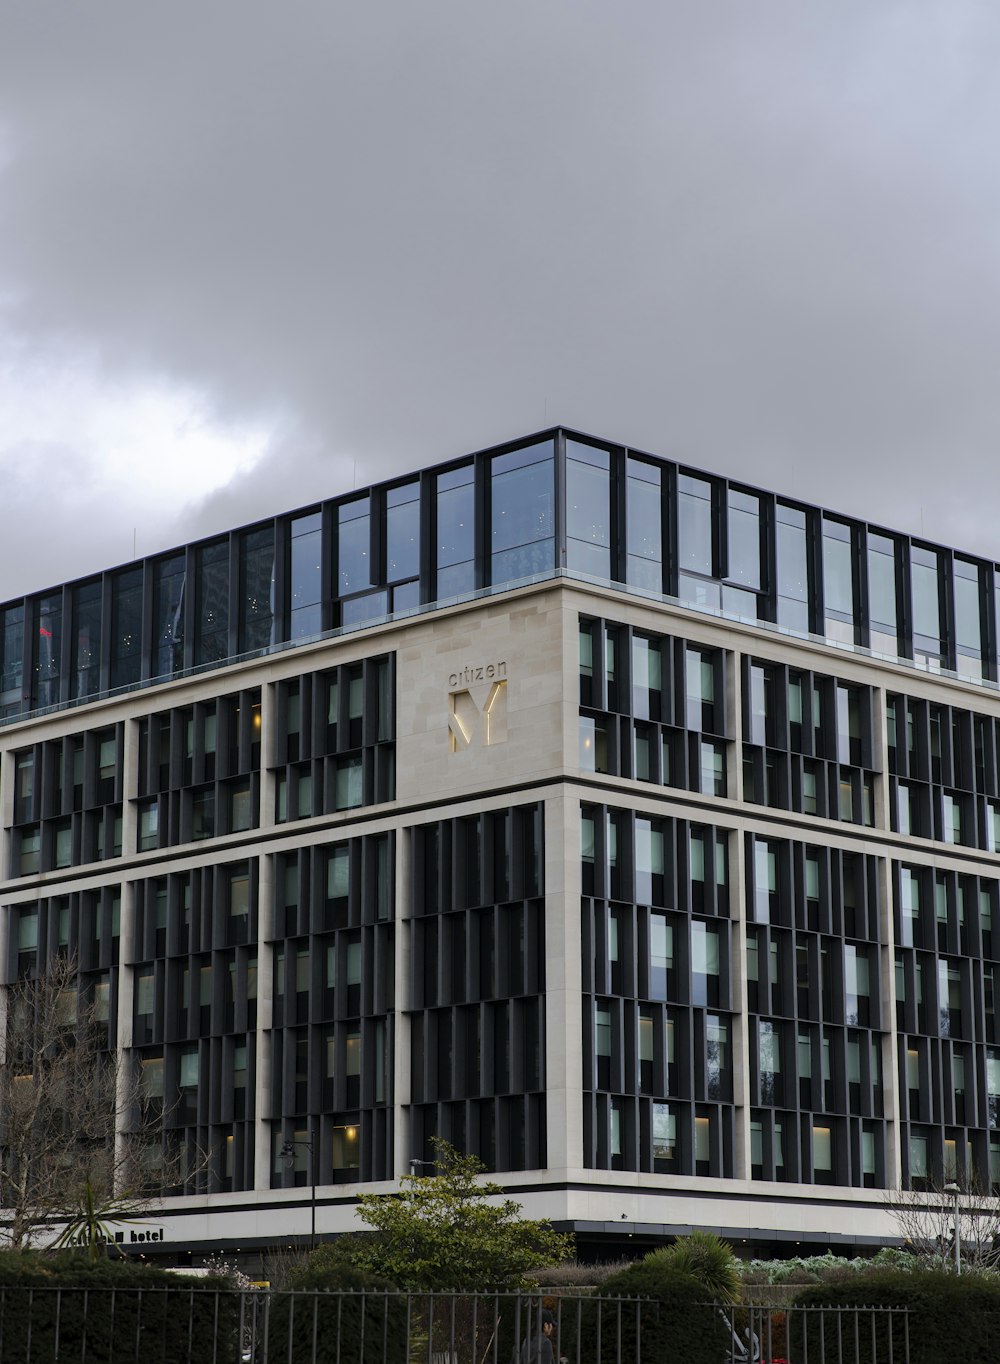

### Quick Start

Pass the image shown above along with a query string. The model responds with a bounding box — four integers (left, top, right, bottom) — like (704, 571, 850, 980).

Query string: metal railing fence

(0, 1284, 910, 1364)
(717, 1301, 911, 1364)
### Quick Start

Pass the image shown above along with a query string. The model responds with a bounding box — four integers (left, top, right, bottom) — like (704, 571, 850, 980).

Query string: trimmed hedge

(267, 1261, 408, 1364)
(265, 1288, 408, 1364)
(583, 1260, 731, 1364)
(0, 1251, 238, 1363)
(793, 1269, 1000, 1364)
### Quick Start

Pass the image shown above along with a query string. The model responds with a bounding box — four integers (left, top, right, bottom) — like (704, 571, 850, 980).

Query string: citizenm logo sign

(448, 662, 508, 751)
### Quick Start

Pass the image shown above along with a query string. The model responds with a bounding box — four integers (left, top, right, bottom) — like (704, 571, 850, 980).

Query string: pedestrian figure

(520, 1309, 556, 1364)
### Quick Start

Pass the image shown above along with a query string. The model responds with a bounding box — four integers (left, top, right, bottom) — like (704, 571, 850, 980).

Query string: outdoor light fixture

(280, 1130, 317, 1251)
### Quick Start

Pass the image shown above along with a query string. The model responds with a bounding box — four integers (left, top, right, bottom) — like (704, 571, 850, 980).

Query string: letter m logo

(449, 681, 508, 751)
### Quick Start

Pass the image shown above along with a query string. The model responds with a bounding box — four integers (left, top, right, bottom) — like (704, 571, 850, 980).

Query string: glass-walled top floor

(3, 426, 1000, 721)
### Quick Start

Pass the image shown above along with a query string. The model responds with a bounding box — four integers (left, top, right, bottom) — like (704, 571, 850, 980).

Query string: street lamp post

(943, 1181, 961, 1274)
(280, 1127, 316, 1252)
(409, 1158, 436, 1177)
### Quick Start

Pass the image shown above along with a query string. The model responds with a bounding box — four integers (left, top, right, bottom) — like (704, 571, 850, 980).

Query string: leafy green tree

(350, 1139, 573, 1289)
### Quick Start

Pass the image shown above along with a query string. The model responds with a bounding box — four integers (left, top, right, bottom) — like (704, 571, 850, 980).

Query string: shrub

(792, 1269, 1000, 1364)
(818, 1264, 854, 1282)
(0, 1252, 238, 1363)
(265, 1280, 408, 1364)
(741, 1249, 924, 1285)
(585, 1259, 731, 1364)
(261, 1244, 312, 1289)
(267, 1247, 408, 1364)
(526, 1259, 631, 1288)
(287, 1245, 394, 1293)
(740, 1268, 770, 1287)
(646, 1231, 741, 1303)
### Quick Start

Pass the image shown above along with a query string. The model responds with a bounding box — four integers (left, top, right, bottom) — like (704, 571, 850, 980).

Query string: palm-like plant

(648, 1230, 742, 1304)
(51, 1178, 150, 1260)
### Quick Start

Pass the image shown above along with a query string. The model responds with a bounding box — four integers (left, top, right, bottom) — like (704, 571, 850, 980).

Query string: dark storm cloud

(2, 0, 1000, 594)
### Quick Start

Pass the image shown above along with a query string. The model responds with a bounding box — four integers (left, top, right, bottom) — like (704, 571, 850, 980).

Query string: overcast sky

(1, 2, 999, 598)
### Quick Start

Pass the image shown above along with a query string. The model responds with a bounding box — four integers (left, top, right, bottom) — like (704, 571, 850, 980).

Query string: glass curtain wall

(70, 580, 102, 700)
(152, 554, 186, 679)
(436, 464, 475, 599)
(867, 533, 899, 657)
(338, 498, 370, 598)
(776, 503, 809, 632)
(626, 457, 662, 591)
(385, 482, 420, 611)
(677, 474, 717, 608)
(33, 593, 62, 709)
(195, 542, 230, 666)
(289, 512, 322, 640)
(239, 527, 274, 652)
(10, 427, 1000, 718)
(490, 440, 554, 583)
(566, 441, 611, 578)
(911, 546, 943, 668)
(822, 519, 856, 644)
(724, 488, 761, 620)
(339, 497, 386, 627)
(0, 605, 24, 717)
(954, 559, 984, 680)
(110, 568, 143, 689)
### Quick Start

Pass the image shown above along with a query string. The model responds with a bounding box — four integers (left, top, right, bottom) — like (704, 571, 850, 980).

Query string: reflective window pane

(335, 757, 363, 809)
(289, 512, 322, 640)
(392, 580, 420, 612)
(111, 568, 143, 688)
(153, 554, 186, 677)
(631, 634, 662, 720)
(954, 559, 982, 673)
(195, 541, 229, 666)
(34, 592, 62, 708)
(911, 544, 942, 658)
(0, 604, 24, 716)
(678, 473, 713, 576)
(436, 465, 475, 598)
(490, 441, 554, 583)
(285, 512, 319, 643)
(822, 519, 854, 635)
(776, 503, 809, 632)
(339, 498, 372, 597)
(437, 562, 474, 599)
(71, 579, 102, 700)
(727, 489, 760, 590)
(867, 532, 898, 652)
(239, 525, 274, 652)
(566, 441, 611, 578)
(626, 457, 662, 591)
(386, 481, 420, 583)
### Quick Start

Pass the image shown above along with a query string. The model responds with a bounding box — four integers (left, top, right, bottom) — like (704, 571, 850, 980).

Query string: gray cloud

(2, 0, 1000, 596)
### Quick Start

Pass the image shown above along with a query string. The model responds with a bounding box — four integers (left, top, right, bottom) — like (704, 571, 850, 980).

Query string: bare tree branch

(884, 1175, 1000, 1273)
(0, 955, 202, 1250)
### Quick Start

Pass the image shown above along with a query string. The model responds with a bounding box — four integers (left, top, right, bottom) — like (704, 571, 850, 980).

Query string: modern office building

(2, 426, 1000, 1261)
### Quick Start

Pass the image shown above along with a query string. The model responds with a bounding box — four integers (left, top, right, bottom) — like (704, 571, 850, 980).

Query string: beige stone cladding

(393, 585, 568, 803)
